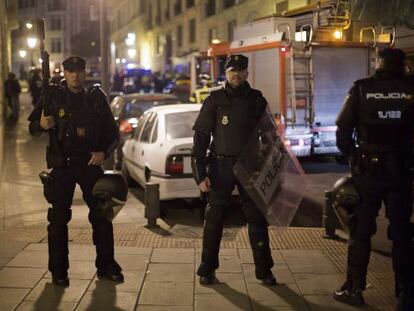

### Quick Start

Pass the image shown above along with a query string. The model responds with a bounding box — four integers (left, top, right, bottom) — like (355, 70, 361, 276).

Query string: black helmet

(331, 176, 360, 233)
(93, 172, 128, 221)
(378, 48, 406, 72)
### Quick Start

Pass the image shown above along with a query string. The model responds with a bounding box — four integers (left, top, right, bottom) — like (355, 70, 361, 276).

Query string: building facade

(1, 0, 19, 181)
(109, 0, 311, 74)
(12, 0, 100, 74)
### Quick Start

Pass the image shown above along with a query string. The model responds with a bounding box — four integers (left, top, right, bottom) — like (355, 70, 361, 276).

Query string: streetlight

(127, 48, 136, 58)
(27, 37, 38, 49)
(19, 50, 27, 58)
(27, 37, 38, 66)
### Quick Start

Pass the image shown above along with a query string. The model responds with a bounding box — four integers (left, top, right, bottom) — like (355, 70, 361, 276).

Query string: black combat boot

(397, 283, 414, 311)
(333, 282, 365, 307)
(52, 271, 69, 287)
(199, 271, 217, 285)
(258, 272, 277, 286)
(97, 261, 124, 283)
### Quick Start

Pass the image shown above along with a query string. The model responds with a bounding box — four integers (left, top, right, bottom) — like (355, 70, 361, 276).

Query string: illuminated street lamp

(26, 22, 33, 29)
(27, 37, 38, 49)
(19, 50, 27, 58)
(127, 48, 136, 58)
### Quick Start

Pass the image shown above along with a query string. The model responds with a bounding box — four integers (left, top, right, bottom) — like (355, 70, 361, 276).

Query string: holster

(39, 171, 56, 204)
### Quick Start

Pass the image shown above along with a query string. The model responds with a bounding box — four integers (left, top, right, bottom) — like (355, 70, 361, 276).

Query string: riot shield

(233, 108, 306, 229)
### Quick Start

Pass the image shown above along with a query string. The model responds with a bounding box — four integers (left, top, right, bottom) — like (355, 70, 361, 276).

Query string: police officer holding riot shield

(28, 56, 123, 287)
(333, 48, 414, 310)
(191, 55, 276, 286)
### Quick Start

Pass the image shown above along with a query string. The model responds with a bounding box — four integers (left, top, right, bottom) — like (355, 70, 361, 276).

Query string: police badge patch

(58, 108, 65, 118)
(76, 127, 86, 138)
(222, 115, 229, 125)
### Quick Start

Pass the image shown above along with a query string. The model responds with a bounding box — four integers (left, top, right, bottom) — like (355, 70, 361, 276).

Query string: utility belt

(64, 154, 91, 166)
(47, 152, 91, 168)
(351, 146, 412, 176)
(210, 153, 239, 166)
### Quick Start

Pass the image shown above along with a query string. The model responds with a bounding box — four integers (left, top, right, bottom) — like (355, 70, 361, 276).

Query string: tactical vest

(58, 87, 102, 156)
(356, 76, 414, 153)
(210, 87, 265, 156)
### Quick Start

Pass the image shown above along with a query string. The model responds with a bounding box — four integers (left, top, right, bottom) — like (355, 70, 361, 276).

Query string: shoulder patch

(209, 85, 224, 94)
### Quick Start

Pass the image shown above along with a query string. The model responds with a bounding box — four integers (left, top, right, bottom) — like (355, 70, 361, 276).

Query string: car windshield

(165, 111, 199, 140)
(122, 99, 179, 119)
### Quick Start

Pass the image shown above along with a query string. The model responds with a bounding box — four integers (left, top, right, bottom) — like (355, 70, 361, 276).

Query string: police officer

(189, 73, 212, 104)
(333, 48, 414, 310)
(191, 54, 277, 286)
(28, 56, 123, 287)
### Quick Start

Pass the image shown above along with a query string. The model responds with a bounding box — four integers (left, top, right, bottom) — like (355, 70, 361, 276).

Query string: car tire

(145, 167, 151, 182)
(114, 147, 122, 170)
(121, 159, 137, 187)
(335, 155, 348, 165)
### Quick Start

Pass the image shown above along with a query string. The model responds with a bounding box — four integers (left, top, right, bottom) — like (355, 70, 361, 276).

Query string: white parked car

(121, 104, 201, 200)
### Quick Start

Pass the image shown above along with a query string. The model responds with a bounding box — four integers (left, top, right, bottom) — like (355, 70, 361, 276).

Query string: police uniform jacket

(191, 81, 267, 184)
(28, 83, 119, 168)
(336, 69, 414, 159)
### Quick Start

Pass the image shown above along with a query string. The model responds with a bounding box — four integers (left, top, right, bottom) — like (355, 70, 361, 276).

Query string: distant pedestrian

(4, 72, 21, 121)
(29, 69, 42, 106)
(112, 69, 124, 92)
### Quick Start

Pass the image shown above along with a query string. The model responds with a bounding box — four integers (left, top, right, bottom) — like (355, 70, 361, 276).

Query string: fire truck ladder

(282, 24, 314, 129)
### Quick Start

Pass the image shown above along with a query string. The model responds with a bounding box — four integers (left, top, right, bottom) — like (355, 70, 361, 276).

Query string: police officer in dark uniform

(28, 56, 123, 287)
(191, 54, 277, 286)
(333, 48, 414, 310)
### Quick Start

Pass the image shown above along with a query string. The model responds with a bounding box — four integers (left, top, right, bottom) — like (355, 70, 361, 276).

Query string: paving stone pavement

(0, 241, 397, 311)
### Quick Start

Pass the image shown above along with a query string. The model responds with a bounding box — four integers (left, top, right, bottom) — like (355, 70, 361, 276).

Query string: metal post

(144, 183, 160, 228)
(99, 0, 110, 97)
(322, 190, 338, 239)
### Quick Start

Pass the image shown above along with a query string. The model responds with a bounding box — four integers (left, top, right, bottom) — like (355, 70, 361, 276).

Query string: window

(165, 111, 199, 140)
(151, 119, 158, 143)
(50, 17, 62, 30)
(156, 34, 162, 55)
(186, 0, 194, 8)
(48, 0, 65, 11)
(227, 20, 236, 41)
(18, 0, 36, 9)
(205, 0, 215, 17)
(141, 113, 157, 143)
(133, 115, 147, 140)
(208, 28, 217, 43)
(224, 0, 236, 9)
(51, 38, 62, 53)
(275, 1, 288, 14)
(165, 0, 170, 20)
(174, 0, 182, 15)
(155, 0, 161, 25)
(140, 0, 146, 14)
(189, 19, 196, 43)
(177, 25, 183, 47)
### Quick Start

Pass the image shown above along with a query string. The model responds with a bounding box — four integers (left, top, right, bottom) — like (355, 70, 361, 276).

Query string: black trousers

(44, 164, 117, 273)
(197, 157, 274, 278)
(346, 167, 413, 290)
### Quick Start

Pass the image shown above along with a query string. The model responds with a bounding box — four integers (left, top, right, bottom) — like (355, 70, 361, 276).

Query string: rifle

(34, 19, 53, 116)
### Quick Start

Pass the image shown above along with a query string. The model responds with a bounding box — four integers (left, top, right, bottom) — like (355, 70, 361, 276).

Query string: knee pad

(349, 217, 376, 240)
(204, 202, 225, 223)
(388, 223, 412, 243)
(47, 208, 71, 225)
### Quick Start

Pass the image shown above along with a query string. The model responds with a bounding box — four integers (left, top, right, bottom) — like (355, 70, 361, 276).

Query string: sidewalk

(0, 224, 396, 311)
(0, 94, 397, 310)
